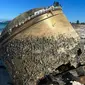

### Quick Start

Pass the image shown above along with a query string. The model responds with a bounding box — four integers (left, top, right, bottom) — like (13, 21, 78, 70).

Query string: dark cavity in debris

(77, 48, 82, 56)
(55, 62, 75, 73)
(77, 48, 82, 67)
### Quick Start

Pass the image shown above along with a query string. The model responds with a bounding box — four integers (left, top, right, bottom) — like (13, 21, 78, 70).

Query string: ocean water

(0, 23, 8, 32)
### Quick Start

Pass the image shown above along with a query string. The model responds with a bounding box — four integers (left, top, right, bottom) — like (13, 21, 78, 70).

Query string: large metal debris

(0, 2, 84, 85)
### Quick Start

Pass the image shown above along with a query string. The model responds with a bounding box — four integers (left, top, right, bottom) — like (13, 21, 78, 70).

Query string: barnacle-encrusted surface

(0, 35, 82, 85)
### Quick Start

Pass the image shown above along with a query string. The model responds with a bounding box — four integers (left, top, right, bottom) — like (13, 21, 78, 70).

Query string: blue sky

(0, 0, 85, 22)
